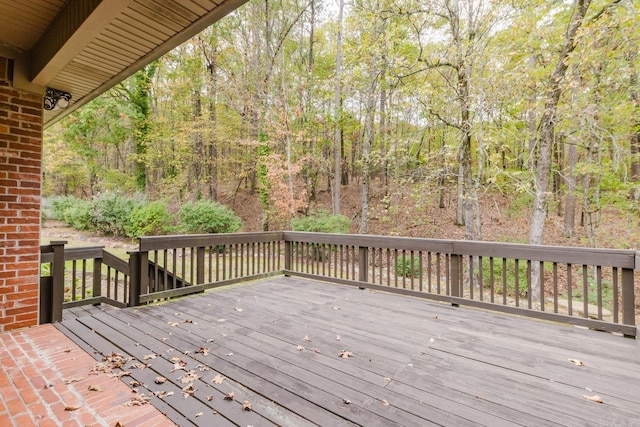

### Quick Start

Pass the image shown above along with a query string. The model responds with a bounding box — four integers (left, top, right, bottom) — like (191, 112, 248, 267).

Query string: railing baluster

(567, 263, 573, 316)
(582, 264, 589, 319)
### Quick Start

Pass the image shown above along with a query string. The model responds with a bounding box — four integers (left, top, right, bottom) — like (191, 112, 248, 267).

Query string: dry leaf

(384, 377, 391, 382)
(304, 336, 311, 342)
(63, 377, 83, 384)
(332, 306, 341, 310)
(583, 395, 603, 403)
(155, 376, 167, 384)
(313, 349, 321, 354)
(217, 319, 226, 323)
(207, 395, 214, 401)
(242, 400, 252, 411)
(429, 338, 435, 343)
(184, 319, 193, 323)
(381, 399, 389, 406)
(212, 374, 225, 385)
(64, 405, 81, 411)
(433, 315, 439, 320)
(296, 345, 305, 351)
(125, 393, 150, 406)
(197, 347, 210, 356)
(129, 380, 141, 387)
(171, 360, 188, 372)
(115, 422, 124, 427)
(168, 322, 179, 327)
(182, 384, 196, 398)
(180, 370, 200, 384)
(568, 358, 585, 366)
(339, 350, 354, 358)
(342, 399, 351, 404)
(170, 356, 182, 362)
(64, 348, 72, 353)
(161, 337, 169, 342)
(224, 391, 235, 400)
(143, 354, 157, 360)
(115, 371, 131, 379)
(195, 412, 203, 418)
(235, 307, 243, 312)
(336, 335, 341, 341)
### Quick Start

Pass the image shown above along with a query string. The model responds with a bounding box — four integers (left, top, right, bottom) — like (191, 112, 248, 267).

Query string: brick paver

(0, 324, 176, 427)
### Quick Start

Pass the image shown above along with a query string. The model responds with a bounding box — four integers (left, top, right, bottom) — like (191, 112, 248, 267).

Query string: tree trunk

(529, 0, 592, 246)
(564, 139, 578, 237)
(333, 0, 344, 215)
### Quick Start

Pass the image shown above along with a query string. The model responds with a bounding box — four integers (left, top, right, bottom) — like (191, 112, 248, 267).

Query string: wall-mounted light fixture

(43, 87, 72, 111)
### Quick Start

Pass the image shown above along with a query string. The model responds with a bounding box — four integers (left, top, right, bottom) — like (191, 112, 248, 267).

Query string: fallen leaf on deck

(171, 360, 188, 372)
(153, 390, 171, 398)
(342, 399, 351, 404)
(336, 335, 341, 341)
(304, 336, 311, 342)
(184, 319, 193, 323)
(384, 377, 391, 382)
(129, 380, 141, 387)
(197, 347, 210, 356)
(63, 377, 83, 384)
(339, 350, 354, 358)
(125, 393, 150, 406)
(296, 345, 305, 351)
(242, 400, 252, 411)
(226, 352, 234, 357)
(115, 371, 131, 379)
(235, 307, 243, 312)
(170, 356, 182, 362)
(64, 348, 72, 353)
(217, 319, 226, 323)
(180, 370, 200, 384)
(182, 384, 196, 398)
(433, 315, 439, 320)
(381, 399, 389, 406)
(195, 412, 203, 417)
(168, 322, 179, 327)
(568, 358, 585, 366)
(143, 354, 157, 360)
(429, 338, 435, 343)
(207, 395, 214, 401)
(212, 374, 226, 384)
(155, 376, 167, 384)
(583, 395, 603, 403)
(224, 391, 235, 400)
(313, 349, 321, 353)
(332, 306, 341, 310)
(161, 337, 169, 342)
(197, 364, 210, 371)
(115, 422, 124, 427)
(129, 363, 148, 370)
(64, 405, 81, 411)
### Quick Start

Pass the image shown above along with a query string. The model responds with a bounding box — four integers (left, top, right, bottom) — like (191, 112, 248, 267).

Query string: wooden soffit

(0, 0, 248, 128)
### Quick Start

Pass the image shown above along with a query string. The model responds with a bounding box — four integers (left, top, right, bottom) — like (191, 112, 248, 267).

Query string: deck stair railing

(40, 232, 638, 337)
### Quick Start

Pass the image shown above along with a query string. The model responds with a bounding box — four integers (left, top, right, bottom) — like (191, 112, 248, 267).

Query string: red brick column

(0, 56, 44, 331)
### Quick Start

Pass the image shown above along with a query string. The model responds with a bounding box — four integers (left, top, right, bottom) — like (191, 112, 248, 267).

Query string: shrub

(290, 210, 351, 234)
(125, 200, 172, 238)
(178, 200, 242, 234)
(396, 254, 421, 278)
(91, 192, 141, 237)
(63, 199, 93, 230)
(50, 195, 78, 220)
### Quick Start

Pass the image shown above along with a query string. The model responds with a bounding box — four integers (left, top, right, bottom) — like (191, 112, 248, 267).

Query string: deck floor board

(59, 277, 640, 427)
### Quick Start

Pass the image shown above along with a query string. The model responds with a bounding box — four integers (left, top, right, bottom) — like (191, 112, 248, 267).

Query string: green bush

(125, 200, 172, 238)
(396, 254, 421, 278)
(63, 199, 93, 230)
(291, 210, 351, 234)
(91, 192, 141, 237)
(178, 200, 242, 234)
(50, 196, 78, 220)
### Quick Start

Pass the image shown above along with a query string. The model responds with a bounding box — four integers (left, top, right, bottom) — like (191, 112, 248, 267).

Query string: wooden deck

(57, 277, 640, 427)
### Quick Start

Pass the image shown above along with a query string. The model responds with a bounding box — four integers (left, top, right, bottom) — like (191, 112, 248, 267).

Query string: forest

(43, 0, 640, 249)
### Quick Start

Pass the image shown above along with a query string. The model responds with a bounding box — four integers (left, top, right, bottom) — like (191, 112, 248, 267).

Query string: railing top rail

(40, 245, 104, 263)
(139, 232, 284, 251)
(282, 232, 638, 269)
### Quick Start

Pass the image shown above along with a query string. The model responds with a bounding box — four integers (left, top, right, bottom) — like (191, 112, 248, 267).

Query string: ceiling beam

(30, 0, 133, 87)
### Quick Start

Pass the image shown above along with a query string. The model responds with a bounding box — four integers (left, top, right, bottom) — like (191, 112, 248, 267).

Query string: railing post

(284, 239, 291, 275)
(50, 241, 66, 323)
(358, 246, 368, 284)
(92, 253, 102, 300)
(128, 251, 141, 307)
(196, 246, 205, 285)
(621, 267, 636, 330)
(450, 254, 463, 306)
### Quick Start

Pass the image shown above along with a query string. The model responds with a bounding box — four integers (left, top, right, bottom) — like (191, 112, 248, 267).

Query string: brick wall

(0, 56, 43, 331)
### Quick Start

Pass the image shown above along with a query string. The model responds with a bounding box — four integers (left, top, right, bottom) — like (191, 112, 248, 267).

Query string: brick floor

(0, 324, 177, 427)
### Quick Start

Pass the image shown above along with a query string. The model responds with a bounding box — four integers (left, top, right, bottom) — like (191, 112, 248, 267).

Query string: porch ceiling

(0, 0, 247, 128)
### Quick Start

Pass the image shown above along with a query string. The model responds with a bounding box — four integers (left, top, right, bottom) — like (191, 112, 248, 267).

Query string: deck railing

(39, 241, 129, 323)
(40, 232, 638, 337)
